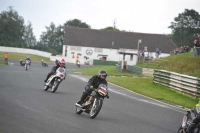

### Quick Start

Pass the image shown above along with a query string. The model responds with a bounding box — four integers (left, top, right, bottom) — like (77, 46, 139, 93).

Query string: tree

(23, 21, 36, 48)
(168, 9, 200, 47)
(101, 26, 120, 31)
(0, 7, 25, 47)
(65, 19, 91, 28)
(39, 23, 64, 55)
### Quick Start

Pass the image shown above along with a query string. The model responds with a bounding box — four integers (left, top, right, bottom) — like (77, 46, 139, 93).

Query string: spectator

(194, 39, 200, 48)
(140, 50, 144, 60)
(186, 45, 190, 52)
(144, 50, 149, 61)
(4, 53, 8, 62)
(175, 48, 179, 54)
(194, 39, 200, 57)
(180, 46, 184, 53)
(184, 45, 187, 52)
(155, 48, 160, 58)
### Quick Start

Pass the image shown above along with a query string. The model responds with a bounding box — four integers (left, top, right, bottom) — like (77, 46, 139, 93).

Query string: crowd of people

(173, 45, 191, 55)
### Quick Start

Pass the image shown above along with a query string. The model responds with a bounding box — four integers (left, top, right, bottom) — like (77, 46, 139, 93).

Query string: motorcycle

(177, 108, 200, 133)
(24, 60, 31, 71)
(44, 67, 66, 93)
(20, 60, 25, 66)
(75, 84, 108, 119)
(42, 61, 48, 67)
(76, 61, 80, 68)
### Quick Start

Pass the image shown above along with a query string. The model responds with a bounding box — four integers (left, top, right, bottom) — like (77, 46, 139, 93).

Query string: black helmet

(98, 70, 107, 79)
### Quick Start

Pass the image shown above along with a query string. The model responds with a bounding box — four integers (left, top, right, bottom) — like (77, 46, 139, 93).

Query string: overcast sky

(0, 0, 200, 41)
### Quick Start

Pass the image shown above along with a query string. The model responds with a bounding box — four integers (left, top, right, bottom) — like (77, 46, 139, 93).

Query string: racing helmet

(98, 70, 107, 79)
(59, 58, 65, 68)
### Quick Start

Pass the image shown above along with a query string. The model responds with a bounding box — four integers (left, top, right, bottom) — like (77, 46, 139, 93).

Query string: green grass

(137, 52, 200, 77)
(0, 62, 7, 66)
(73, 66, 143, 77)
(107, 77, 198, 108)
(72, 65, 198, 109)
(0, 52, 51, 62)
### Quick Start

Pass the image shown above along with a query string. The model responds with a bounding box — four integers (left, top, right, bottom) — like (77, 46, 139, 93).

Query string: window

(70, 46, 81, 51)
(94, 48, 103, 53)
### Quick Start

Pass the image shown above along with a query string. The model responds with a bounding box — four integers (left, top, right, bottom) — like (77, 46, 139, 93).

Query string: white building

(62, 27, 177, 66)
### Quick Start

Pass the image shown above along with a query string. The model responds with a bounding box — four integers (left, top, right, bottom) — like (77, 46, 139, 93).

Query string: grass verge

(0, 52, 50, 62)
(72, 66, 198, 109)
(136, 52, 200, 78)
(0, 62, 8, 66)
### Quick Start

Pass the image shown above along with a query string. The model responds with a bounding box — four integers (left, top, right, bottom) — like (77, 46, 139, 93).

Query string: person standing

(4, 53, 8, 62)
(194, 39, 200, 57)
(155, 48, 160, 58)
(195, 34, 200, 56)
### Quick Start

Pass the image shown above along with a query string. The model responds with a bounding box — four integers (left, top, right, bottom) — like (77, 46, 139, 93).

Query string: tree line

(0, 7, 200, 55)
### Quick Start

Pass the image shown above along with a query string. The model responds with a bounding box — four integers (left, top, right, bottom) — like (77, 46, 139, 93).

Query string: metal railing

(153, 70, 200, 98)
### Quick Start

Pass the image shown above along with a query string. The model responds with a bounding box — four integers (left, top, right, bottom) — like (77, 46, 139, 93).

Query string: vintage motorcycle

(76, 61, 80, 68)
(177, 108, 200, 133)
(42, 60, 48, 67)
(24, 60, 31, 71)
(44, 67, 66, 93)
(75, 84, 109, 119)
(20, 59, 25, 66)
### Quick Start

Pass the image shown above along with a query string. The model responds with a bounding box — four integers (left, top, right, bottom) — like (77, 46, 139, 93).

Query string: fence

(154, 70, 200, 98)
(93, 60, 118, 66)
(0, 46, 51, 58)
(116, 65, 154, 76)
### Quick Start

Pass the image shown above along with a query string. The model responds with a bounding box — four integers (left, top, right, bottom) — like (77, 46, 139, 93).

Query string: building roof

(64, 27, 177, 53)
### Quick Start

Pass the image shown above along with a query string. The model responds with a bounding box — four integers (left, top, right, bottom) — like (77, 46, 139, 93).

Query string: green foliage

(101, 26, 120, 31)
(23, 21, 37, 48)
(65, 19, 91, 28)
(37, 23, 65, 55)
(168, 9, 200, 47)
(0, 7, 25, 47)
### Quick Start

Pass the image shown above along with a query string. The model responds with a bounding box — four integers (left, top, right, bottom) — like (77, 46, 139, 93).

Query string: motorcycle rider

(25, 56, 31, 68)
(76, 70, 109, 107)
(44, 58, 66, 83)
(186, 101, 200, 133)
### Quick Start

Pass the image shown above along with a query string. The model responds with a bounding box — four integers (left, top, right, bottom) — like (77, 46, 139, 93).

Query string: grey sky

(0, 0, 200, 41)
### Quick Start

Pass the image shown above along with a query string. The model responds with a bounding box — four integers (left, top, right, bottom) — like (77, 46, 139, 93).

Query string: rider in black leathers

(186, 102, 200, 133)
(76, 70, 109, 107)
(44, 58, 66, 82)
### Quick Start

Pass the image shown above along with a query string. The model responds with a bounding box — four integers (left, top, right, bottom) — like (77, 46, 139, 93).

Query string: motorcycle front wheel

(177, 125, 184, 133)
(44, 86, 49, 91)
(76, 106, 83, 114)
(89, 98, 103, 119)
(52, 81, 59, 93)
(25, 65, 28, 71)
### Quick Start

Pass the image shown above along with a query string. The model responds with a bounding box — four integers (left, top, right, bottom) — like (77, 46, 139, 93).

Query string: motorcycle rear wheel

(89, 98, 103, 119)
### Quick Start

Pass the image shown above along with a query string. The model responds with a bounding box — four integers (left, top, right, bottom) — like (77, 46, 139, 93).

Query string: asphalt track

(0, 61, 186, 133)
